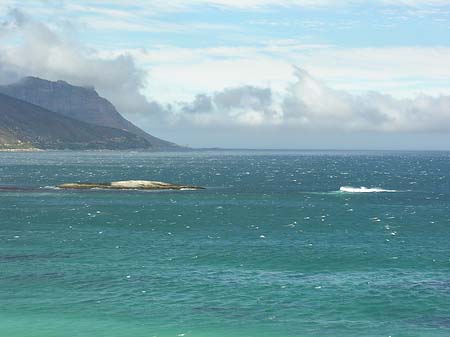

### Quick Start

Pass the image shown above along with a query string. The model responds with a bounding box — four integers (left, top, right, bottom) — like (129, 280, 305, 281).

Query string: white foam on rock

(110, 180, 172, 189)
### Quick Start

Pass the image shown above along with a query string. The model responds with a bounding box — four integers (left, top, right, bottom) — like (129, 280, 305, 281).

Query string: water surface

(1, 150, 449, 337)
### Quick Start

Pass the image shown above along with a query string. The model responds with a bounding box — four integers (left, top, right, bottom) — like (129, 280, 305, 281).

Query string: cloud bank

(1, 8, 450, 149)
(0, 9, 152, 116)
(155, 66, 450, 133)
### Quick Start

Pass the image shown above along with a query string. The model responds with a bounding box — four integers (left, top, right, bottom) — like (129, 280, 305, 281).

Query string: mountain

(0, 77, 180, 150)
(0, 92, 153, 150)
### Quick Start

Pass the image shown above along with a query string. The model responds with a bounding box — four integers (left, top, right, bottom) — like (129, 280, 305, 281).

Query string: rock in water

(57, 180, 204, 190)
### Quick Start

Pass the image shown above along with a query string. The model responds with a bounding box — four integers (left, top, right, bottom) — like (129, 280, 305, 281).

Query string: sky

(1, 0, 450, 149)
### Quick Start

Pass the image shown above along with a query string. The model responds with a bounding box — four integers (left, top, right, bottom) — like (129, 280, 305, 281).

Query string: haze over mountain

(0, 77, 180, 150)
(0, 92, 153, 150)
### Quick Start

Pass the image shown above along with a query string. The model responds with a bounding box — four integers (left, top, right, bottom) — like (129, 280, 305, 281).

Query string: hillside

(0, 93, 152, 150)
(0, 77, 180, 150)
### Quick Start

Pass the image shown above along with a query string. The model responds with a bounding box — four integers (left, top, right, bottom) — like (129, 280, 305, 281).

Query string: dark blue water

(0, 150, 449, 337)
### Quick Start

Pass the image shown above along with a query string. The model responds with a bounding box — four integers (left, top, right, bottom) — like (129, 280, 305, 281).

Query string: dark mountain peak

(20, 76, 48, 84)
(20, 76, 40, 83)
(0, 77, 181, 150)
(0, 92, 152, 150)
(18, 76, 99, 96)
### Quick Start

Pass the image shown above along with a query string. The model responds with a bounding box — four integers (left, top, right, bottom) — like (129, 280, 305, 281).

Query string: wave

(42, 185, 59, 190)
(339, 186, 398, 193)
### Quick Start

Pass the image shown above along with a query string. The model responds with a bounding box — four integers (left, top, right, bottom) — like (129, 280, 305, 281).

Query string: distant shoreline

(0, 148, 449, 153)
(0, 148, 41, 152)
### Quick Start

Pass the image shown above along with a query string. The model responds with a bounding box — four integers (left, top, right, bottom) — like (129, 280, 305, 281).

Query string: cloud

(0, 9, 153, 116)
(3, 0, 449, 25)
(59, 0, 450, 12)
(281, 67, 450, 132)
(171, 86, 281, 126)
(1, 7, 450, 149)
(113, 41, 450, 103)
(151, 66, 450, 133)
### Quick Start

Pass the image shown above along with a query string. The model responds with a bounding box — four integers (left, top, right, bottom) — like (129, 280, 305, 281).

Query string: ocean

(0, 150, 449, 337)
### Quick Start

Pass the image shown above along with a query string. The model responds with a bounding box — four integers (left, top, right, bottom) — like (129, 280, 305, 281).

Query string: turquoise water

(1, 150, 449, 337)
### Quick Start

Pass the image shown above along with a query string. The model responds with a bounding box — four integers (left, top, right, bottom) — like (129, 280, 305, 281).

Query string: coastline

(0, 148, 42, 152)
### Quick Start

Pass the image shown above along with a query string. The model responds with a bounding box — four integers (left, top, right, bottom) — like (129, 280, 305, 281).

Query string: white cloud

(70, 0, 450, 11)
(382, 0, 450, 5)
(1, 7, 450, 149)
(3, 0, 449, 22)
(149, 66, 450, 133)
(109, 42, 450, 103)
(0, 9, 153, 116)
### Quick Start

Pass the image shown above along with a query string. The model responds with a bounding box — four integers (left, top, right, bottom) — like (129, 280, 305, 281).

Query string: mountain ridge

(0, 92, 153, 150)
(0, 77, 180, 150)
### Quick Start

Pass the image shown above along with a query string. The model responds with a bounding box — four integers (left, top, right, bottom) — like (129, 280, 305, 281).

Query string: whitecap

(339, 186, 398, 193)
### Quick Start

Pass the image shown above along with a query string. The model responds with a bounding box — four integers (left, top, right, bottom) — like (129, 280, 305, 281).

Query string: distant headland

(0, 77, 183, 151)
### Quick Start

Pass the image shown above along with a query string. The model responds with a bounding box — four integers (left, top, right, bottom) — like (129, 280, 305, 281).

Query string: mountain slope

(0, 93, 152, 150)
(0, 77, 180, 150)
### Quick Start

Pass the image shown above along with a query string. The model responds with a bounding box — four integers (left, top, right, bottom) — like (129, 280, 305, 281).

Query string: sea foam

(339, 186, 397, 193)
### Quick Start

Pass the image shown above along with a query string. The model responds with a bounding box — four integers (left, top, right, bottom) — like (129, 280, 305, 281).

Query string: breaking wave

(42, 186, 59, 190)
(339, 186, 398, 193)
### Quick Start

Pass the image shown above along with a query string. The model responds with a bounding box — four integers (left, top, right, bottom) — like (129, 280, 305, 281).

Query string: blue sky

(1, 1, 450, 149)
(77, 2, 450, 48)
(16, 1, 449, 48)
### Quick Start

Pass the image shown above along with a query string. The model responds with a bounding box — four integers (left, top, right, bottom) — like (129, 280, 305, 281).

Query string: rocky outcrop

(57, 180, 204, 190)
